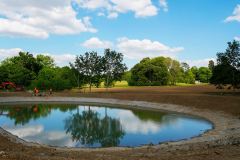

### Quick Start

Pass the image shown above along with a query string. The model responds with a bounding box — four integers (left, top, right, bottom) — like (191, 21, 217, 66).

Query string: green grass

(98, 81, 129, 88)
(71, 81, 209, 92)
(176, 83, 209, 86)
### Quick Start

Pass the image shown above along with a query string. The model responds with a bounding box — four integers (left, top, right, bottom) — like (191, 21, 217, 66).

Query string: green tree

(210, 40, 240, 89)
(0, 52, 43, 86)
(36, 54, 55, 68)
(179, 62, 195, 84)
(11, 52, 42, 75)
(198, 67, 212, 83)
(122, 71, 131, 82)
(102, 49, 127, 89)
(31, 67, 77, 91)
(0, 60, 35, 86)
(208, 60, 215, 71)
(0, 65, 9, 83)
(71, 52, 102, 92)
(181, 62, 190, 72)
(129, 57, 169, 86)
(164, 58, 182, 85)
(191, 66, 199, 81)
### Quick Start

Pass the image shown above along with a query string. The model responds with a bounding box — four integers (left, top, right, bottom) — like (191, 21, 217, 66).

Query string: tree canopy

(210, 40, 240, 89)
(128, 57, 199, 86)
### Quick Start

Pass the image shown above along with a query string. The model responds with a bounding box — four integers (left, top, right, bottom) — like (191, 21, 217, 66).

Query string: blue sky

(0, 0, 239, 68)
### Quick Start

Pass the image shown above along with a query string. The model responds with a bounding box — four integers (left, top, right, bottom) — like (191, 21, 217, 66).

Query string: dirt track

(0, 85, 240, 160)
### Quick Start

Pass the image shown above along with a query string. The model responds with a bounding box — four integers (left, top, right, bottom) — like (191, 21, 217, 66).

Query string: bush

(30, 67, 78, 91)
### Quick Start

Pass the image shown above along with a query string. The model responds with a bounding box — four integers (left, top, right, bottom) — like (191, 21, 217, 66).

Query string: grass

(175, 83, 208, 86)
(70, 81, 210, 93)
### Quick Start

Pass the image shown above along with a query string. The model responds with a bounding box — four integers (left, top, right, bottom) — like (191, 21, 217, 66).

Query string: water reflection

(0, 104, 212, 148)
(65, 107, 124, 147)
(0, 104, 77, 125)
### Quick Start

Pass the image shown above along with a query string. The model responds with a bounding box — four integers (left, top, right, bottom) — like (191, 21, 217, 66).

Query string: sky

(0, 0, 239, 68)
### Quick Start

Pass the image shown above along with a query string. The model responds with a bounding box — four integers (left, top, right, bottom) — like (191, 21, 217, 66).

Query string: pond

(0, 104, 213, 148)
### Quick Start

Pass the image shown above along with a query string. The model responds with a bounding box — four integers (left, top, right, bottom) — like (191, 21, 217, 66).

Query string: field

(0, 84, 240, 160)
(55, 84, 240, 116)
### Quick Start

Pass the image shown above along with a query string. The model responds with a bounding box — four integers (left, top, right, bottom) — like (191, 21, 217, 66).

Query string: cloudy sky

(0, 0, 239, 68)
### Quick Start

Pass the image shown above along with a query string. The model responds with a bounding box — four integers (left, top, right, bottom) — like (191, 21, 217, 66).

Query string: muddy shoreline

(0, 97, 239, 155)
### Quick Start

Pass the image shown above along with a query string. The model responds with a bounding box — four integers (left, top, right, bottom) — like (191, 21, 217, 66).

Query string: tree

(0, 52, 43, 86)
(36, 54, 55, 68)
(31, 67, 77, 91)
(164, 57, 182, 85)
(0, 65, 9, 83)
(129, 57, 169, 86)
(0, 59, 36, 86)
(210, 40, 240, 89)
(179, 62, 195, 84)
(181, 62, 190, 72)
(198, 67, 212, 83)
(191, 66, 199, 81)
(71, 52, 102, 92)
(208, 60, 214, 71)
(102, 49, 127, 89)
(11, 52, 42, 75)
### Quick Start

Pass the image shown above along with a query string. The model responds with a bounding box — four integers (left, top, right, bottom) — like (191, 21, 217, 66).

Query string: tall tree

(208, 60, 215, 71)
(164, 57, 181, 85)
(72, 52, 102, 92)
(211, 40, 240, 89)
(102, 49, 127, 89)
(181, 62, 190, 72)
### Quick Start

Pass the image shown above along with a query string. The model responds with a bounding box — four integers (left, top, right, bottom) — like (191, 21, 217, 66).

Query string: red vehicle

(0, 82, 24, 91)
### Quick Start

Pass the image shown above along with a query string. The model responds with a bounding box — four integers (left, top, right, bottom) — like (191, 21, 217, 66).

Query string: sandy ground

(0, 85, 240, 160)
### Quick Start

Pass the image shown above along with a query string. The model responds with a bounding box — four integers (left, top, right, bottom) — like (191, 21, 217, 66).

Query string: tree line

(0, 49, 127, 91)
(126, 57, 212, 86)
(0, 40, 239, 91)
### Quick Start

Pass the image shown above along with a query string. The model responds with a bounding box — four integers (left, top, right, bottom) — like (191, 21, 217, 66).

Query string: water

(0, 104, 212, 148)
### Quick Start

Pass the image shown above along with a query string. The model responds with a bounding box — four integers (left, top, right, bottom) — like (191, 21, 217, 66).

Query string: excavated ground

(0, 85, 240, 160)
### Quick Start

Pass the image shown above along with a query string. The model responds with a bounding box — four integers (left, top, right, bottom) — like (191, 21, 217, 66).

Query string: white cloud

(97, 12, 105, 17)
(4, 125, 44, 138)
(159, 0, 168, 12)
(0, 0, 97, 39)
(0, 48, 22, 61)
(111, 0, 158, 17)
(107, 12, 119, 19)
(116, 37, 184, 59)
(183, 58, 215, 67)
(0, 48, 75, 66)
(76, 0, 112, 10)
(76, 0, 161, 18)
(234, 36, 240, 41)
(3, 125, 78, 147)
(82, 37, 113, 48)
(42, 53, 76, 67)
(118, 110, 161, 134)
(225, 4, 240, 22)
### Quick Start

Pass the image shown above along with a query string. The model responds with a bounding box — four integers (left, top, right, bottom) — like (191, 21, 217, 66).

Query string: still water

(0, 104, 212, 148)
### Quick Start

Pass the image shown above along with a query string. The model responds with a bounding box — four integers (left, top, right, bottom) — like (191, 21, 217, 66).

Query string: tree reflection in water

(0, 104, 78, 125)
(64, 106, 125, 147)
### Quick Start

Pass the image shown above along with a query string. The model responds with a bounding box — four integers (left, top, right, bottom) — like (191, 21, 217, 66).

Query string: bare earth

(0, 85, 240, 160)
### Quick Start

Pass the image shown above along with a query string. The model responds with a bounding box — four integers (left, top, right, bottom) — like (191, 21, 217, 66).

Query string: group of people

(33, 87, 53, 96)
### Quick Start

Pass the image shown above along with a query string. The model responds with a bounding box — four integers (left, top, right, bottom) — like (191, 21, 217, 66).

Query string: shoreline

(0, 97, 239, 153)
